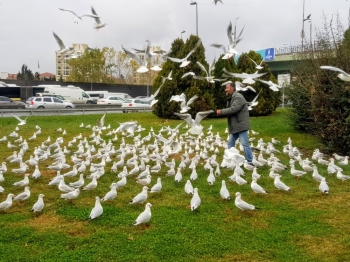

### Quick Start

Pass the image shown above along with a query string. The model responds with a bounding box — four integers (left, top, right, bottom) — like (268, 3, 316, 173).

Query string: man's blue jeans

(227, 130, 253, 163)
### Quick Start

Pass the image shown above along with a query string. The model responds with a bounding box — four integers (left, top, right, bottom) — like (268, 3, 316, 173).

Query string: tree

(153, 35, 214, 118)
(66, 47, 135, 84)
(17, 64, 34, 80)
(286, 13, 350, 154)
(34, 72, 40, 80)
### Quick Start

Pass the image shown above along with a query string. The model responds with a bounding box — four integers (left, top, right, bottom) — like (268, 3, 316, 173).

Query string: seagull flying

(167, 39, 202, 67)
(10, 112, 32, 126)
(223, 68, 266, 85)
(320, 66, 350, 82)
(174, 110, 214, 135)
(122, 45, 149, 73)
(58, 8, 99, 23)
(53, 32, 72, 54)
(211, 21, 244, 59)
(91, 6, 106, 30)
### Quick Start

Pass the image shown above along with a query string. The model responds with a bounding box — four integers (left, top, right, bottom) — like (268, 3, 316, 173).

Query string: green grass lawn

(0, 109, 350, 262)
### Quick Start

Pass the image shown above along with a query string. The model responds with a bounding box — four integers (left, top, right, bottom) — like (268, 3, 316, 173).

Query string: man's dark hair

(227, 82, 235, 90)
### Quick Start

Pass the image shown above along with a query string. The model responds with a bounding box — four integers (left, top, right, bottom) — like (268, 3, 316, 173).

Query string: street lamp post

(234, 17, 239, 40)
(190, 2, 198, 36)
(301, 0, 311, 51)
(181, 30, 185, 39)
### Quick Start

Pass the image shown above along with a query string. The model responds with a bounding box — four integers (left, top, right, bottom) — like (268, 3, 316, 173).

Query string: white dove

(150, 177, 162, 193)
(10, 112, 32, 125)
(190, 188, 201, 211)
(89, 196, 103, 220)
(14, 186, 31, 201)
(129, 186, 148, 204)
(167, 39, 202, 67)
(133, 203, 152, 226)
(101, 183, 118, 201)
(91, 6, 106, 30)
(319, 177, 329, 194)
(320, 66, 350, 82)
(61, 188, 80, 200)
(234, 192, 258, 211)
(31, 194, 44, 212)
(220, 180, 230, 200)
(174, 110, 214, 135)
(0, 193, 14, 211)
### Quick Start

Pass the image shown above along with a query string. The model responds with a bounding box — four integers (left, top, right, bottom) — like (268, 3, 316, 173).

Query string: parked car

(121, 99, 152, 112)
(97, 96, 125, 106)
(0, 96, 25, 109)
(25, 96, 76, 109)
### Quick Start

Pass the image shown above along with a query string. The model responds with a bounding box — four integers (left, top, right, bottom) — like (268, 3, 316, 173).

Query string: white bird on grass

(133, 203, 152, 226)
(274, 175, 292, 191)
(83, 174, 98, 190)
(234, 192, 258, 211)
(129, 186, 148, 204)
(61, 188, 80, 200)
(185, 180, 194, 195)
(220, 180, 230, 200)
(13, 173, 29, 187)
(251, 177, 268, 194)
(320, 66, 350, 82)
(167, 39, 202, 67)
(14, 186, 31, 201)
(101, 183, 118, 201)
(10, 112, 32, 125)
(0, 193, 14, 211)
(89, 196, 103, 220)
(190, 188, 201, 211)
(91, 6, 106, 30)
(150, 177, 162, 193)
(31, 194, 44, 212)
(174, 110, 214, 135)
(319, 177, 329, 194)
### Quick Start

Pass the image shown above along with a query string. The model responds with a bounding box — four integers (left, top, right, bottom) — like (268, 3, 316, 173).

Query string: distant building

(55, 43, 89, 81)
(39, 72, 56, 80)
(0, 72, 17, 80)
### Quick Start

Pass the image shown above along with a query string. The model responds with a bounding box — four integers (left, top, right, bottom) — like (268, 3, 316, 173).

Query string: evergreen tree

(17, 64, 34, 80)
(153, 35, 214, 118)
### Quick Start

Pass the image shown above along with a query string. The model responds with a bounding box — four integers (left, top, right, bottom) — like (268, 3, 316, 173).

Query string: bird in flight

(320, 66, 350, 82)
(167, 39, 202, 67)
(10, 112, 32, 126)
(58, 8, 99, 24)
(91, 6, 106, 30)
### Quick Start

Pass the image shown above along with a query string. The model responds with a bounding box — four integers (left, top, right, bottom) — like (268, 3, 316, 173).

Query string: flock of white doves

(0, 112, 349, 225)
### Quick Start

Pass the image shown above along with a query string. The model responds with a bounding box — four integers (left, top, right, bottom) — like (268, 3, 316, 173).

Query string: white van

(108, 93, 133, 100)
(85, 91, 109, 102)
(36, 85, 95, 104)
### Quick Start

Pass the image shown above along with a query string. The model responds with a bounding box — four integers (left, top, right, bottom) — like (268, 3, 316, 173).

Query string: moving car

(25, 96, 75, 109)
(121, 99, 152, 112)
(0, 96, 26, 109)
(97, 96, 125, 106)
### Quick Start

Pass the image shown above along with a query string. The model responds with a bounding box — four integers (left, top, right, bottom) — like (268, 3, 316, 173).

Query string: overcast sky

(0, 0, 349, 75)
